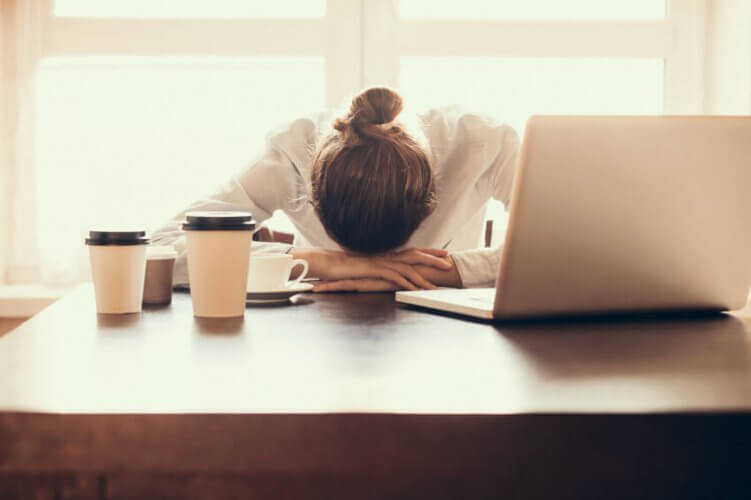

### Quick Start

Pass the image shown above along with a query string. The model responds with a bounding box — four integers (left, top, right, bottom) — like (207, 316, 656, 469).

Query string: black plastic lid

(181, 211, 256, 231)
(85, 230, 150, 246)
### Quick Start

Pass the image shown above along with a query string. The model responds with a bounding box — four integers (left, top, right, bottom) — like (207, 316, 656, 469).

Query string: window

(398, 55, 666, 232)
(378, 0, 695, 243)
(400, 57, 665, 133)
(8, 0, 703, 284)
(35, 56, 324, 283)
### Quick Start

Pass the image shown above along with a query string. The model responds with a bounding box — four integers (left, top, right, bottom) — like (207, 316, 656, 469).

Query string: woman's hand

(290, 247, 453, 291)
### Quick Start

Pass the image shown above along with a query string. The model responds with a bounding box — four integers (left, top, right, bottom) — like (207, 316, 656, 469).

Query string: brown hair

(311, 87, 436, 254)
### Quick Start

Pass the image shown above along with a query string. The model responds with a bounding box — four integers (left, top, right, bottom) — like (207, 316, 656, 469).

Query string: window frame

(40, 0, 703, 110)
(41, 0, 364, 107)
(362, 0, 704, 113)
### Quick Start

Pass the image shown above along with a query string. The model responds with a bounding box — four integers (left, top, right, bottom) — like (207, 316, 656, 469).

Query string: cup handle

(287, 259, 309, 288)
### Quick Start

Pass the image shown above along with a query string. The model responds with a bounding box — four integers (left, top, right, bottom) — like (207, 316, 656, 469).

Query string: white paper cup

(86, 230, 150, 314)
(247, 254, 308, 292)
(183, 211, 256, 318)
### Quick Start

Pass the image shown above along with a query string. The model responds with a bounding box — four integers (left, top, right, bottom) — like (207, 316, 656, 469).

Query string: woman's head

(311, 87, 435, 254)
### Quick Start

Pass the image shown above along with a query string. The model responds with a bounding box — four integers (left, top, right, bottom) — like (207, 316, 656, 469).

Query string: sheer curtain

(2, 0, 47, 285)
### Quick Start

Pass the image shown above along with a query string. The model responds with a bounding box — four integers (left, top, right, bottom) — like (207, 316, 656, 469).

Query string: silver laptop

(397, 115, 751, 320)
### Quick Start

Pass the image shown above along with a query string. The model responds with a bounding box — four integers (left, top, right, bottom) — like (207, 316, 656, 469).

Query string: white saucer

(246, 282, 314, 302)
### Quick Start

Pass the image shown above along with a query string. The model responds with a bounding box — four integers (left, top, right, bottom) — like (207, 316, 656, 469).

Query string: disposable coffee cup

(182, 211, 255, 318)
(143, 245, 177, 305)
(247, 254, 309, 292)
(86, 230, 150, 314)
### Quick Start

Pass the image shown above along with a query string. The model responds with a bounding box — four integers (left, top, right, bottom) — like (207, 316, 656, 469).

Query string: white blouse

(152, 106, 518, 287)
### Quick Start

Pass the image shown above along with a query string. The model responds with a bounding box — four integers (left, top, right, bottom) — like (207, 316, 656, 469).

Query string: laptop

(396, 115, 751, 320)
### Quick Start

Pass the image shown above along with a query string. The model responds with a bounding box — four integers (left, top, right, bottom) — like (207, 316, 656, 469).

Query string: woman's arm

(312, 253, 463, 292)
(413, 258, 463, 287)
(292, 247, 459, 291)
(311, 245, 507, 292)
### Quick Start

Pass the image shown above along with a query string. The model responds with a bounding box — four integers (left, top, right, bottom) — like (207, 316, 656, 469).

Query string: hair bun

(349, 87, 403, 125)
(333, 87, 404, 145)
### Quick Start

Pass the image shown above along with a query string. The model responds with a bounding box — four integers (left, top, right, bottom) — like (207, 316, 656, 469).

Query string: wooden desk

(1, 285, 750, 499)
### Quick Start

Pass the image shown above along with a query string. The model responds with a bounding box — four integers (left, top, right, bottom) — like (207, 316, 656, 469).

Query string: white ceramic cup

(86, 230, 149, 314)
(247, 254, 309, 292)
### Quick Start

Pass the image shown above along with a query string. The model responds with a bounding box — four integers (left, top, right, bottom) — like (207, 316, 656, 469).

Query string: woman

(153, 87, 517, 291)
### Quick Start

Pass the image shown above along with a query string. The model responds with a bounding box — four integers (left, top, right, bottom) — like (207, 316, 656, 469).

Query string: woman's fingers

(417, 248, 449, 257)
(313, 279, 398, 293)
(390, 249, 452, 270)
(325, 252, 387, 281)
(376, 267, 419, 291)
(381, 262, 437, 290)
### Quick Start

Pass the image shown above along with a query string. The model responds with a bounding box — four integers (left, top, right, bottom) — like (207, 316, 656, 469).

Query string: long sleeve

(151, 147, 302, 286)
(491, 124, 521, 208)
(448, 119, 518, 288)
(451, 246, 502, 288)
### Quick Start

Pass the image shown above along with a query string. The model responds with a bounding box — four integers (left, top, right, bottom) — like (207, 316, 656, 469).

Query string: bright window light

(400, 57, 665, 133)
(54, 0, 326, 18)
(35, 56, 324, 281)
(399, 0, 665, 20)
(399, 56, 664, 241)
